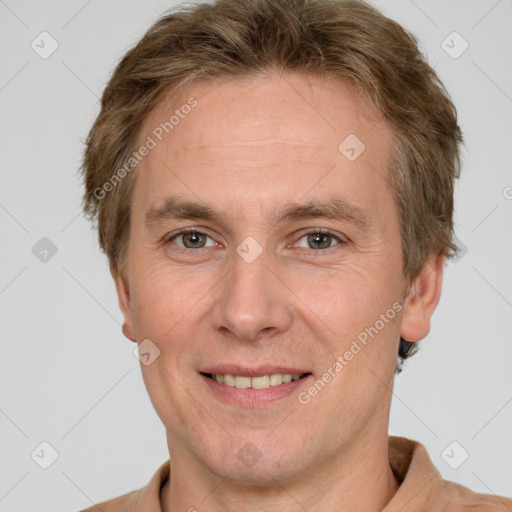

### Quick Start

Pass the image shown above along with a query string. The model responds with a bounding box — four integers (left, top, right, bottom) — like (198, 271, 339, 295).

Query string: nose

(210, 246, 293, 342)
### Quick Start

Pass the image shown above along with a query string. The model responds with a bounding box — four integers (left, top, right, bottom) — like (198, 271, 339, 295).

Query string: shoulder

(387, 436, 512, 511)
(435, 478, 512, 511)
(77, 459, 170, 512)
(79, 489, 140, 512)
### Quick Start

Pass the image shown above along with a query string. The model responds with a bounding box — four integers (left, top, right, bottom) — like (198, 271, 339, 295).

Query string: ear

(110, 262, 137, 343)
(400, 250, 446, 343)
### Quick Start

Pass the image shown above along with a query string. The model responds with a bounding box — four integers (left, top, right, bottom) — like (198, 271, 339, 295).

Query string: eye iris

(308, 232, 331, 249)
(183, 231, 206, 248)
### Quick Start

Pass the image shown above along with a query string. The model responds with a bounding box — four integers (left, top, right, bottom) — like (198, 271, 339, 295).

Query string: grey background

(0, 0, 511, 510)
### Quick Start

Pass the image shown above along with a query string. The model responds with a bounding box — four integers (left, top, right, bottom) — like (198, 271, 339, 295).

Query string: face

(113, 71, 443, 485)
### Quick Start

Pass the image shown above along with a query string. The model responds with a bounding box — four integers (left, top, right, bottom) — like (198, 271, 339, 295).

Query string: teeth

(235, 376, 251, 389)
(212, 373, 305, 389)
(269, 374, 283, 386)
(251, 375, 270, 389)
(224, 374, 235, 387)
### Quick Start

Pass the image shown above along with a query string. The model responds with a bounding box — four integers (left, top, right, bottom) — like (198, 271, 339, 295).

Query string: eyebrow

(144, 195, 371, 230)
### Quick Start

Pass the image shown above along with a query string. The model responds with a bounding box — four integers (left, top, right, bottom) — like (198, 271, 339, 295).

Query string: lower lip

(200, 374, 312, 407)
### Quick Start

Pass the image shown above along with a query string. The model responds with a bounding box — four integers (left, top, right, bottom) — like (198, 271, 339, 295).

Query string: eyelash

(163, 228, 346, 255)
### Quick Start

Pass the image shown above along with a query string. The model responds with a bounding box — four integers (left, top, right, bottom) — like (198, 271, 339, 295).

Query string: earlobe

(110, 261, 137, 343)
(121, 323, 135, 341)
(399, 250, 446, 343)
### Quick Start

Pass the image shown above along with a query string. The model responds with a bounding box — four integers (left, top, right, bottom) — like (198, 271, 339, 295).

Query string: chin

(195, 434, 313, 485)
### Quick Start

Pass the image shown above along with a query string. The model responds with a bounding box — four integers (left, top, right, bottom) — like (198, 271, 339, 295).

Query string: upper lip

(200, 365, 311, 377)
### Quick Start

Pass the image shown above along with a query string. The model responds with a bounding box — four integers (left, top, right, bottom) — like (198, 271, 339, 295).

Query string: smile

(202, 372, 310, 389)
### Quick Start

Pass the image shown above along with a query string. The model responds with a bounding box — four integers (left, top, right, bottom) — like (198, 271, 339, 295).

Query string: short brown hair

(80, 0, 463, 371)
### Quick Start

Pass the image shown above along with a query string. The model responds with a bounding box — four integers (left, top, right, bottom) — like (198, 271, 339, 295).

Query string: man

(79, 0, 512, 510)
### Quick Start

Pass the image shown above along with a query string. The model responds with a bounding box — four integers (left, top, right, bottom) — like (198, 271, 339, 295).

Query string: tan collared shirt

(80, 436, 512, 511)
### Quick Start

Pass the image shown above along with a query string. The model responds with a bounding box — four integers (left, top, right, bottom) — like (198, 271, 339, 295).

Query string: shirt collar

(135, 436, 446, 511)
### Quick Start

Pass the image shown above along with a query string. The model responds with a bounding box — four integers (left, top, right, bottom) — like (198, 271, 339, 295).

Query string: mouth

(200, 372, 312, 390)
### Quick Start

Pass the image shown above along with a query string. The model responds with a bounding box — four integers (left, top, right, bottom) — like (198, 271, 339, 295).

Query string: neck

(161, 430, 399, 512)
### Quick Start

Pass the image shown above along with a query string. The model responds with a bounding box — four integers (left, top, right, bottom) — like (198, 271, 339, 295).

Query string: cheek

(287, 261, 403, 391)
(294, 262, 401, 333)
(301, 268, 401, 428)
(130, 261, 210, 425)
(130, 258, 207, 340)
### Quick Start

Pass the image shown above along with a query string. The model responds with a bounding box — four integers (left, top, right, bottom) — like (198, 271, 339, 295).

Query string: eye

(294, 230, 343, 250)
(164, 228, 345, 253)
(165, 230, 216, 249)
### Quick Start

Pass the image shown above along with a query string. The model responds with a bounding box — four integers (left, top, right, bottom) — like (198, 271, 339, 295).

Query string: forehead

(140, 72, 384, 149)
(133, 72, 394, 221)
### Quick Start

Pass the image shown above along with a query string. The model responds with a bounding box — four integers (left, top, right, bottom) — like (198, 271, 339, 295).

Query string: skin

(112, 71, 445, 511)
